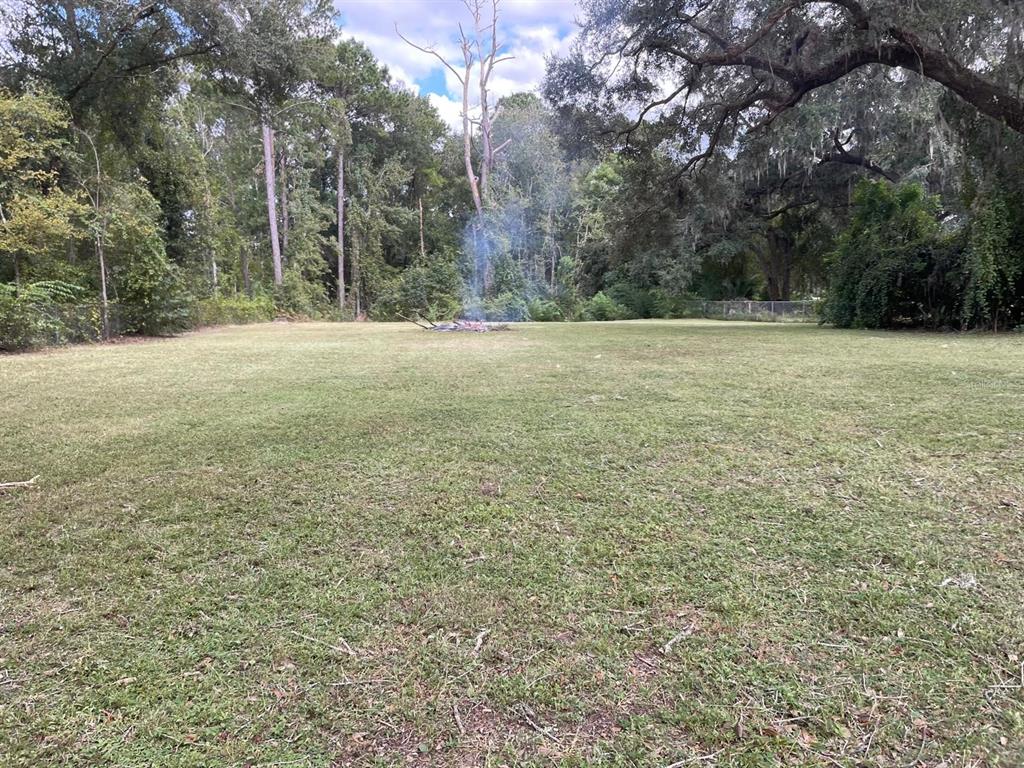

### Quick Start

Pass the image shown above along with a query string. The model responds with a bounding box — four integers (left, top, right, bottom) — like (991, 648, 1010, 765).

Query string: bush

(463, 292, 530, 321)
(823, 181, 948, 329)
(193, 294, 275, 327)
(652, 288, 699, 318)
(0, 291, 42, 350)
(274, 264, 329, 319)
(581, 291, 631, 321)
(606, 281, 658, 318)
(962, 190, 1024, 330)
(0, 281, 92, 351)
(99, 182, 192, 335)
(372, 258, 463, 321)
(527, 298, 564, 321)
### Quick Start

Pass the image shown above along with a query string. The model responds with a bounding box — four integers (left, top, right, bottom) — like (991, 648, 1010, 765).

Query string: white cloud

(427, 93, 465, 128)
(336, 0, 580, 128)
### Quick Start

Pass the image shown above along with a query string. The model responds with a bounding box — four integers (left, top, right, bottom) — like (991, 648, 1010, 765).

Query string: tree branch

(396, 25, 465, 84)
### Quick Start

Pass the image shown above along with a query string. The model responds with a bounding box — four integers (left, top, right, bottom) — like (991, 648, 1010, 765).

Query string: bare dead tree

(470, 0, 514, 202)
(398, 0, 512, 214)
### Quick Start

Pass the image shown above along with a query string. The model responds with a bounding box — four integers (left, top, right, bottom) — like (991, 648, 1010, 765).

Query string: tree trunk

(546, 205, 556, 290)
(478, 71, 491, 204)
(336, 148, 345, 309)
(418, 195, 426, 261)
(279, 145, 289, 256)
(203, 178, 217, 292)
(462, 75, 483, 216)
(353, 231, 361, 318)
(261, 121, 283, 285)
(97, 229, 109, 339)
(241, 244, 251, 297)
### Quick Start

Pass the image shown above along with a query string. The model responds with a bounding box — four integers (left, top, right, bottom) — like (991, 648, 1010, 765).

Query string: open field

(1, 320, 1023, 767)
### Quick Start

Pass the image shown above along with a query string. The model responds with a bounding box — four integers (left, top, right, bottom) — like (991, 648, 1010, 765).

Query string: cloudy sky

(335, 0, 581, 128)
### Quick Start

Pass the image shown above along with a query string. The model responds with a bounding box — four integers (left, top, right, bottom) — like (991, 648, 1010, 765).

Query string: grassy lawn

(1, 320, 1022, 767)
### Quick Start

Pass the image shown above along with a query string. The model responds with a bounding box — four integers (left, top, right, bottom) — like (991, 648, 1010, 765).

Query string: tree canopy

(0, 0, 1022, 350)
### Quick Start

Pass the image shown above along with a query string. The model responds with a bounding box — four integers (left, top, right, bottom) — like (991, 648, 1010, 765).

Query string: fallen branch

(396, 313, 432, 330)
(0, 475, 39, 490)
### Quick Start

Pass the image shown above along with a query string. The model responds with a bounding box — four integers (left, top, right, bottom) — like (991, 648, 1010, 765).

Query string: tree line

(2, 0, 1022, 351)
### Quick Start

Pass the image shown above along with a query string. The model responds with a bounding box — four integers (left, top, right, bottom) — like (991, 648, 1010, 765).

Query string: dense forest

(1, 0, 1023, 350)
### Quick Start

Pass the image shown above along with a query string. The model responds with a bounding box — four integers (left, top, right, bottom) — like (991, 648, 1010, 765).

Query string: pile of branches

(398, 315, 510, 333)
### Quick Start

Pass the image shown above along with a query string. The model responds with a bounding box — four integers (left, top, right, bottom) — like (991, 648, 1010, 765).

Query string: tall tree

(549, 0, 1024, 174)
(213, 0, 335, 286)
(399, 0, 512, 215)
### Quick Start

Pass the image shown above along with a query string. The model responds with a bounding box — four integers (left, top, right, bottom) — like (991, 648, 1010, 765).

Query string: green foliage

(372, 256, 463, 321)
(463, 292, 530, 321)
(825, 179, 1024, 330)
(606, 281, 658, 318)
(581, 290, 631, 321)
(193, 295, 275, 327)
(651, 288, 700, 318)
(526, 298, 564, 321)
(824, 181, 946, 329)
(104, 182, 190, 335)
(275, 268, 329, 318)
(962, 190, 1024, 329)
(0, 90, 86, 283)
(0, 280, 89, 350)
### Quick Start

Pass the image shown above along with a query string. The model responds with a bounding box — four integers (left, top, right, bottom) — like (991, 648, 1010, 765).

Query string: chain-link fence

(1, 301, 126, 351)
(676, 300, 818, 322)
(45, 302, 126, 342)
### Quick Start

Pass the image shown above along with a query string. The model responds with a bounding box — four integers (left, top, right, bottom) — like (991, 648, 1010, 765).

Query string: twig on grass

(0, 475, 39, 489)
(520, 705, 560, 743)
(453, 702, 465, 735)
(289, 630, 357, 657)
(663, 748, 724, 767)
(662, 625, 695, 654)
(473, 628, 490, 655)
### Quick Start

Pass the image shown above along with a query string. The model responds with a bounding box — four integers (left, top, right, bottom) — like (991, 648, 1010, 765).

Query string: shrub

(193, 294, 275, 327)
(652, 288, 700, 318)
(823, 181, 946, 329)
(103, 182, 192, 335)
(606, 281, 658, 318)
(581, 291, 630, 321)
(0, 280, 88, 351)
(527, 298, 564, 321)
(463, 292, 530, 321)
(962, 190, 1024, 330)
(274, 264, 329, 319)
(0, 290, 42, 350)
(372, 258, 463, 321)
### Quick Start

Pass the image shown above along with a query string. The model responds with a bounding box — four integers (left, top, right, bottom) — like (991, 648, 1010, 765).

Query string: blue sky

(334, 0, 580, 127)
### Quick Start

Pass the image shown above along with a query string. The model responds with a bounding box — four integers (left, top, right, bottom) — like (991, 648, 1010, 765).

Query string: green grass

(1, 320, 1022, 767)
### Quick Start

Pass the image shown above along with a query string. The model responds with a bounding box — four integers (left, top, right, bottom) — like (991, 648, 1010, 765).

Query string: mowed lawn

(1, 321, 1022, 767)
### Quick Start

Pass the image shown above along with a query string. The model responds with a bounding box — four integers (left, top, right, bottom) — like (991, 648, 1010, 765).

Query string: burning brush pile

(399, 315, 510, 333)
